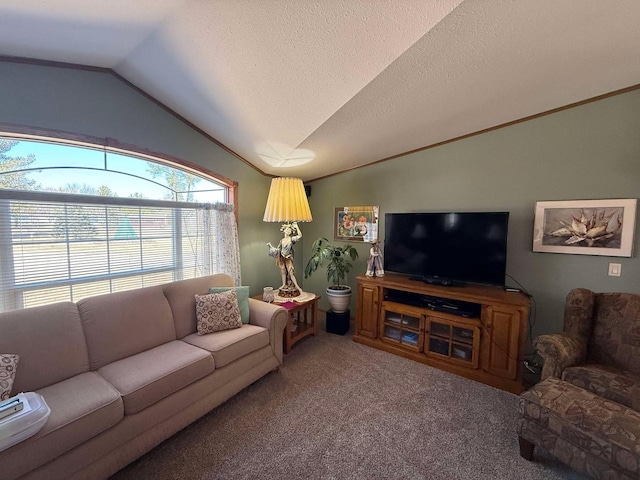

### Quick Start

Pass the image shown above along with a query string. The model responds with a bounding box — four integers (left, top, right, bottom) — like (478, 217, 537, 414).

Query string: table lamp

(263, 177, 312, 299)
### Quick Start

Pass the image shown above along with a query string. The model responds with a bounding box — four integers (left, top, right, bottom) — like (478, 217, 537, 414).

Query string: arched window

(0, 134, 239, 312)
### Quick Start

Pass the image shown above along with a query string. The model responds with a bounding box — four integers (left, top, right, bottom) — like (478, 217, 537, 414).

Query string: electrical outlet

(608, 263, 621, 277)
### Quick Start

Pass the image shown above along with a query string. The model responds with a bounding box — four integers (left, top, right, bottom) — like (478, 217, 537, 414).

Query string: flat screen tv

(384, 212, 509, 287)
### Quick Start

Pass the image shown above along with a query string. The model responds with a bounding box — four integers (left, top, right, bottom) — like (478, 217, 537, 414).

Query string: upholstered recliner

(517, 288, 640, 479)
(535, 288, 640, 406)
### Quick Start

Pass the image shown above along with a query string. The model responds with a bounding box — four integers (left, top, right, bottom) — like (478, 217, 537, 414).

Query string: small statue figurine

(366, 239, 384, 277)
(267, 222, 303, 297)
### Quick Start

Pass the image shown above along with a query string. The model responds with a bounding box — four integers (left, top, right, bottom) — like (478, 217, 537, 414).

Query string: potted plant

(304, 237, 359, 313)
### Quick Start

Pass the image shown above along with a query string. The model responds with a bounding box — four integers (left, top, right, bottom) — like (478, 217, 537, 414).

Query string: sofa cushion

(195, 290, 243, 335)
(563, 364, 640, 410)
(0, 372, 122, 480)
(163, 274, 235, 339)
(0, 353, 19, 400)
(78, 286, 177, 370)
(208, 286, 250, 324)
(182, 325, 269, 368)
(0, 302, 89, 392)
(97, 340, 215, 414)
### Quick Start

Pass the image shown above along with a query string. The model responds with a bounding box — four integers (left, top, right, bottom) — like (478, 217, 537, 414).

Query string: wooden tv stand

(354, 274, 530, 393)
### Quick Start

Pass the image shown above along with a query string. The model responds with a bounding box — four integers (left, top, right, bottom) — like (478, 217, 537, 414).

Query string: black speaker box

(326, 309, 350, 335)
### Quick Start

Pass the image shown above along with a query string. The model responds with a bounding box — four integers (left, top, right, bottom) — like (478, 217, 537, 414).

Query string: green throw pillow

(208, 286, 250, 324)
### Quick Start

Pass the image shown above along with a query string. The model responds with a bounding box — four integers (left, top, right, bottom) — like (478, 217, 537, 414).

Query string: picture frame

(533, 199, 637, 257)
(334, 206, 379, 242)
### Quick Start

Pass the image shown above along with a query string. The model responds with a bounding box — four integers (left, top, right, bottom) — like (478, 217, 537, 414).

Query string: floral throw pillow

(195, 289, 242, 335)
(1, 353, 19, 401)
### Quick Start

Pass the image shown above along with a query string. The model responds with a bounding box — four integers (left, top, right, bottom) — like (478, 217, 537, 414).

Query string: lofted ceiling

(1, 1, 640, 181)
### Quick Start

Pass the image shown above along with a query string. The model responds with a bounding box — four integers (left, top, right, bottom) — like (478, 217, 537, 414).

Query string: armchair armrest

(534, 332, 586, 381)
(248, 298, 288, 364)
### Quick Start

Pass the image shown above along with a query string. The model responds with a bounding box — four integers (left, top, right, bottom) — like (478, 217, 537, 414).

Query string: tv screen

(384, 212, 509, 287)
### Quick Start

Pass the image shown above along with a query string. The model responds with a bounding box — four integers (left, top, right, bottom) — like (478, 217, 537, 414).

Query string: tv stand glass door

(425, 314, 480, 369)
(380, 303, 423, 352)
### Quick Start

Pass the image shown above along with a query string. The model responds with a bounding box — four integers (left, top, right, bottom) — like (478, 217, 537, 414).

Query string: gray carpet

(112, 325, 587, 480)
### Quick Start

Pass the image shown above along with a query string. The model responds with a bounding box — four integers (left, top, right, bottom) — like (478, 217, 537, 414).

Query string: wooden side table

(279, 295, 319, 353)
(255, 294, 319, 353)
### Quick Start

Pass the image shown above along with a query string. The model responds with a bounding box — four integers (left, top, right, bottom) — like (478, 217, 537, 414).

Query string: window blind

(0, 192, 213, 312)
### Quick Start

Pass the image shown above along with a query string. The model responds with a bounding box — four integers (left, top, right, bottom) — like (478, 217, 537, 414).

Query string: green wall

(304, 90, 640, 346)
(2, 60, 638, 346)
(0, 61, 282, 294)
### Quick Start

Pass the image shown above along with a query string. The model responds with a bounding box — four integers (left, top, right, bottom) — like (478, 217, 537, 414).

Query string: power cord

(506, 273, 537, 350)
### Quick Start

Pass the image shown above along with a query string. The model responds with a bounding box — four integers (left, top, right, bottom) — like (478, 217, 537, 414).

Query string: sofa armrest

(534, 332, 586, 381)
(248, 298, 288, 364)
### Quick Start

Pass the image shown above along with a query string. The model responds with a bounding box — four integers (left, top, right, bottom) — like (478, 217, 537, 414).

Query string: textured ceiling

(1, 1, 639, 181)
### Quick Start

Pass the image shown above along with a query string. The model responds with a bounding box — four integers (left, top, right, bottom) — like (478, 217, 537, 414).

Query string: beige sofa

(0, 274, 288, 480)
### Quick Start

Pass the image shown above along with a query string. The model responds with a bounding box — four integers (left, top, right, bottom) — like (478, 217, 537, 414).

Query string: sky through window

(2, 139, 226, 203)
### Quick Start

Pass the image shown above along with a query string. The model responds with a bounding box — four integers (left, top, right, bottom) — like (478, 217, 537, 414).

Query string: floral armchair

(534, 288, 640, 410)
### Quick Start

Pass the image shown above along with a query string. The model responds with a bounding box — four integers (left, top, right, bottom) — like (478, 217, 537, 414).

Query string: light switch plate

(608, 263, 621, 277)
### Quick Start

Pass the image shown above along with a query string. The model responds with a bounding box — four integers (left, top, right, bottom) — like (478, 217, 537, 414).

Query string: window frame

(0, 123, 239, 311)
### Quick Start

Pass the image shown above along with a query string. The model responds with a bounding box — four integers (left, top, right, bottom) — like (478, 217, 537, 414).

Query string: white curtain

(197, 202, 241, 285)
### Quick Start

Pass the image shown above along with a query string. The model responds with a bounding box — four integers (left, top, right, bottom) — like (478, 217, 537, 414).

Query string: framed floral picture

(334, 206, 379, 242)
(533, 199, 637, 256)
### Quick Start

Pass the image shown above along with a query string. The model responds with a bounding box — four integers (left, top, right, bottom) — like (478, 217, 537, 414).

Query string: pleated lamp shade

(263, 177, 312, 222)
